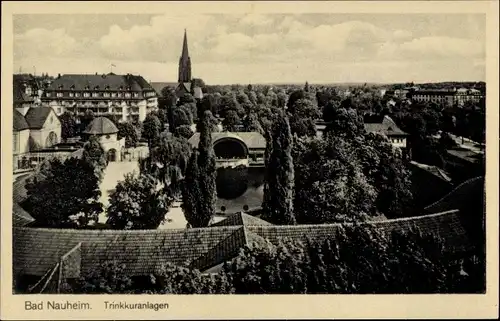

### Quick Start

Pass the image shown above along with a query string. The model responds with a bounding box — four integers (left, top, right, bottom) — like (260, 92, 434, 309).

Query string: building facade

(409, 88, 484, 107)
(82, 117, 125, 162)
(41, 73, 158, 122)
(364, 115, 409, 154)
(13, 107, 63, 171)
(13, 74, 44, 115)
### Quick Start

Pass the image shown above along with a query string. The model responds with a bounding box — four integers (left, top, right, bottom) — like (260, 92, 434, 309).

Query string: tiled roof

(248, 209, 472, 254)
(364, 115, 407, 137)
(424, 176, 484, 214)
(13, 226, 241, 277)
(446, 149, 483, 164)
(211, 212, 273, 227)
(12, 174, 478, 279)
(410, 161, 452, 182)
(83, 116, 118, 135)
(46, 74, 155, 92)
(24, 107, 54, 129)
(189, 132, 266, 150)
(13, 209, 473, 278)
(13, 202, 35, 227)
(13, 110, 29, 131)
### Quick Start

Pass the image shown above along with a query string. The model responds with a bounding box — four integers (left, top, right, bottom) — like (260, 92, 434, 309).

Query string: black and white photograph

(2, 1, 497, 318)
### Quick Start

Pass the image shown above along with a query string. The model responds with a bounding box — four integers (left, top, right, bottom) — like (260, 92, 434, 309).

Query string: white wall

(391, 137, 407, 148)
(30, 109, 62, 148)
(13, 129, 30, 154)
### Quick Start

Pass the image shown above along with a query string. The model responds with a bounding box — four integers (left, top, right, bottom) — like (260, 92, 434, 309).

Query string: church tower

(178, 29, 192, 83)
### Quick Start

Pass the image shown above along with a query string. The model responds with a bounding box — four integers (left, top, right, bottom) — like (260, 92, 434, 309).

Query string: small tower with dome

(82, 117, 125, 162)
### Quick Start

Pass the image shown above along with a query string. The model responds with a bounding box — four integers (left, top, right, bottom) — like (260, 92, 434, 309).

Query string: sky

(13, 13, 486, 84)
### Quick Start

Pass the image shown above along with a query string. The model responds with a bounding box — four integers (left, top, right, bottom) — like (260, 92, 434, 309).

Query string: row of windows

(57, 85, 132, 91)
(54, 100, 144, 107)
(51, 92, 141, 98)
(391, 138, 406, 144)
(55, 106, 141, 114)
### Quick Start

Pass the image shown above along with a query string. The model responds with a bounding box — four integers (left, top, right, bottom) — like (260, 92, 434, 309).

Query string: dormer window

(85, 85, 90, 90)
(94, 86, 100, 90)
(105, 85, 110, 90)
(127, 86, 131, 91)
(58, 85, 63, 90)
(118, 86, 123, 91)
(70, 85, 75, 90)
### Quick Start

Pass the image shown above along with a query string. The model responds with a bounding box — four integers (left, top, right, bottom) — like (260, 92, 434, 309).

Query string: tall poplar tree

(262, 110, 296, 225)
(197, 110, 217, 224)
(182, 110, 217, 227)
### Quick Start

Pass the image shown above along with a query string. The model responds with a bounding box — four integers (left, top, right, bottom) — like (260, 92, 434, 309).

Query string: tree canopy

(23, 157, 103, 228)
(106, 173, 173, 229)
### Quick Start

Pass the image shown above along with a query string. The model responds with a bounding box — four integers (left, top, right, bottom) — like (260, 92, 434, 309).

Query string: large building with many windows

(409, 88, 484, 107)
(40, 73, 158, 122)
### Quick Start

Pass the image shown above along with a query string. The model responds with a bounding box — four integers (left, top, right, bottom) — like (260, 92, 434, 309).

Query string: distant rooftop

(364, 115, 407, 137)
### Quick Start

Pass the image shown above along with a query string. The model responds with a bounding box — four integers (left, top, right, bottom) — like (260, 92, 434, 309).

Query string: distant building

(364, 115, 409, 154)
(454, 87, 484, 106)
(40, 73, 158, 122)
(82, 117, 125, 162)
(409, 88, 484, 107)
(13, 74, 43, 115)
(13, 106, 63, 171)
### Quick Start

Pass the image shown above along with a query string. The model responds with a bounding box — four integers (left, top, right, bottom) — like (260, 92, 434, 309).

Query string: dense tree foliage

(174, 124, 194, 139)
(243, 112, 264, 134)
(182, 150, 203, 227)
(262, 111, 296, 225)
(293, 136, 377, 223)
(139, 132, 192, 196)
(117, 121, 139, 148)
(142, 113, 162, 147)
(288, 98, 321, 137)
(106, 173, 173, 229)
(59, 111, 78, 140)
(222, 109, 241, 132)
(23, 157, 103, 228)
(82, 135, 108, 181)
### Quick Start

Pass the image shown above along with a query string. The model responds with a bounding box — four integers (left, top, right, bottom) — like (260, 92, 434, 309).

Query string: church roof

(83, 116, 118, 135)
(13, 110, 29, 131)
(24, 107, 54, 129)
(181, 29, 189, 58)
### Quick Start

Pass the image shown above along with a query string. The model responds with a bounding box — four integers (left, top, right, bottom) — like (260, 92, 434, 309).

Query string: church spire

(178, 29, 192, 83)
(181, 29, 189, 58)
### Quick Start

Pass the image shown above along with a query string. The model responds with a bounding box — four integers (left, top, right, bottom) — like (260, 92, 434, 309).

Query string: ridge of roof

(24, 107, 54, 129)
